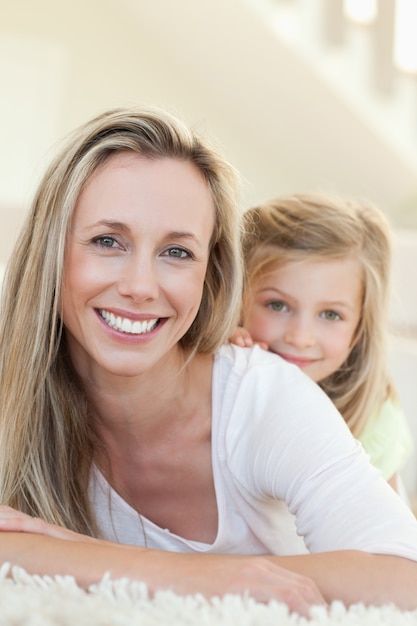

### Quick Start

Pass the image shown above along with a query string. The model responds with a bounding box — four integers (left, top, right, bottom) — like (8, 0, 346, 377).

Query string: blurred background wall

(1, 0, 417, 497)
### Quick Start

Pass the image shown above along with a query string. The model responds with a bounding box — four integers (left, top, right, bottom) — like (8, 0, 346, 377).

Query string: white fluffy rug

(1, 562, 417, 625)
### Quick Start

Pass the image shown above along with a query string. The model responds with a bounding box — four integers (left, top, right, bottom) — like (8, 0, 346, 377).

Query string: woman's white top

(89, 344, 417, 559)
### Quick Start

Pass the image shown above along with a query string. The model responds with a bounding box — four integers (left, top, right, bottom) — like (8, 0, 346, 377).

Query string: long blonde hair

(242, 193, 393, 437)
(0, 106, 243, 533)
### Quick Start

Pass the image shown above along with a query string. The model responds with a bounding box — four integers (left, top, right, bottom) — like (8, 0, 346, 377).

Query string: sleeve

(225, 347, 417, 560)
(358, 399, 414, 480)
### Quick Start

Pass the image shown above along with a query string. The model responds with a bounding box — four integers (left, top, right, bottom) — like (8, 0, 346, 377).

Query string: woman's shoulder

(211, 345, 364, 505)
(215, 343, 306, 379)
(214, 344, 331, 400)
(213, 344, 338, 424)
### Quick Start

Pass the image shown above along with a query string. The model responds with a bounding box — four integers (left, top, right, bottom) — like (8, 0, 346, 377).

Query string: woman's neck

(86, 351, 214, 452)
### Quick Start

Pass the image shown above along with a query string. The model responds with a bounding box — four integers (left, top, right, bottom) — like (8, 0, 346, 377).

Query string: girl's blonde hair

(0, 106, 243, 533)
(242, 193, 393, 437)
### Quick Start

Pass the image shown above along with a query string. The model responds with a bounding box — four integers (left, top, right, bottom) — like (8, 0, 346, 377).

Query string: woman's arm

(2, 522, 417, 612)
(272, 551, 417, 610)
(0, 506, 323, 616)
(223, 353, 417, 610)
(1, 507, 417, 611)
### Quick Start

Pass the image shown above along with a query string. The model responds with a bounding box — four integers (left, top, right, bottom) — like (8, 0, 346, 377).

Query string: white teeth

(121, 318, 131, 333)
(99, 310, 158, 335)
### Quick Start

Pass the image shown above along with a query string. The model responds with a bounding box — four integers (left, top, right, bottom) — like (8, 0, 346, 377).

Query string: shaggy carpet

(0, 562, 416, 625)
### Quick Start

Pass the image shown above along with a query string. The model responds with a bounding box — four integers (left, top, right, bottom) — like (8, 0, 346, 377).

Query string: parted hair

(0, 106, 243, 533)
(241, 193, 394, 437)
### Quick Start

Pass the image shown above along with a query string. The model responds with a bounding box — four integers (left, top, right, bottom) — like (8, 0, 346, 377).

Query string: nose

(283, 315, 316, 349)
(117, 253, 159, 302)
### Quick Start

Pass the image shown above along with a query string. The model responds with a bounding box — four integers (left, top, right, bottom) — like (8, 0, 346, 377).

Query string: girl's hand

(0, 505, 97, 543)
(229, 326, 269, 350)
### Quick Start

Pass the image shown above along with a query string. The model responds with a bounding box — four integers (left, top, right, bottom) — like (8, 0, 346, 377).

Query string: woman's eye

(165, 247, 190, 259)
(94, 236, 118, 248)
(268, 301, 287, 312)
(322, 310, 341, 321)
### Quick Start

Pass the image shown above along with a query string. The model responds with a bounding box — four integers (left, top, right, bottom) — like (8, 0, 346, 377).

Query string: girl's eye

(322, 310, 341, 321)
(268, 301, 287, 312)
(165, 247, 191, 259)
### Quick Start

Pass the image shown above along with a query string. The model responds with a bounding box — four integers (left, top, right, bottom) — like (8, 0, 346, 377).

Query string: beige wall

(2, 0, 417, 266)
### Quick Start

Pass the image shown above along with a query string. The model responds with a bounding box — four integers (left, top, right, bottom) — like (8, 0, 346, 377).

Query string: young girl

(232, 193, 413, 494)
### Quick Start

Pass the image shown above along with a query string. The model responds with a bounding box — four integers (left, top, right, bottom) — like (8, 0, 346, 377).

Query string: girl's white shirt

(89, 344, 417, 559)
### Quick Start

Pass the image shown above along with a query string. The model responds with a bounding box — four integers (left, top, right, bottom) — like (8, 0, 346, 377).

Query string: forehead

(82, 151, 210, 199)
(72, 152, 215, 229)
(259, 255, 364, 297)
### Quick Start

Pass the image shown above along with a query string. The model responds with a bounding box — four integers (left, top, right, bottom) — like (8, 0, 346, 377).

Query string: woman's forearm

(271, 551, 417, 609)
(0, 532, 325, 615)
(1, 515, 416, 612)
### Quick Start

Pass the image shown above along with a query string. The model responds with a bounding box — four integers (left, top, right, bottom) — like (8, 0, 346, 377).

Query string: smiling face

(61, 152, 215, 381)
(244, 256, 363, 382)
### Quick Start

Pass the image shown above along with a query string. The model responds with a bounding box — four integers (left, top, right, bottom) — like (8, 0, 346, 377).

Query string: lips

(98, 309, 159, 335)
(279, 354, 316, 367)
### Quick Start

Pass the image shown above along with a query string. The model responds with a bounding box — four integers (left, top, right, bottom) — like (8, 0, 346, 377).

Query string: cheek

(62, 246, 84, 291)
(60, 270, 83, 326)
(244, 307, 262, 331)
(61, 255, 105, 320)
(324, 330, 355, 360)
(168, 268, 207, 311)
(65, 253, 109, 292)
(246, 307, 275, 339)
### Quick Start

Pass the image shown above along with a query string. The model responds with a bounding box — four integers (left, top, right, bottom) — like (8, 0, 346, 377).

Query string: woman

(1, 106, 417, 616)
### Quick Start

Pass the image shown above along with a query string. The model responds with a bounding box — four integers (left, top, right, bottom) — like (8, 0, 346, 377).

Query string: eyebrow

(166, 230, 201, 244)
(257, 286, 355, 311)
(84, 221, 202, 244)
(85, 220, 129, 233)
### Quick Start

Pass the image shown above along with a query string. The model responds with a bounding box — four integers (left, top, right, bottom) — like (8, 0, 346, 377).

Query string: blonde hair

(0, 106, 243, 533)
(242, 193, 393, 437)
